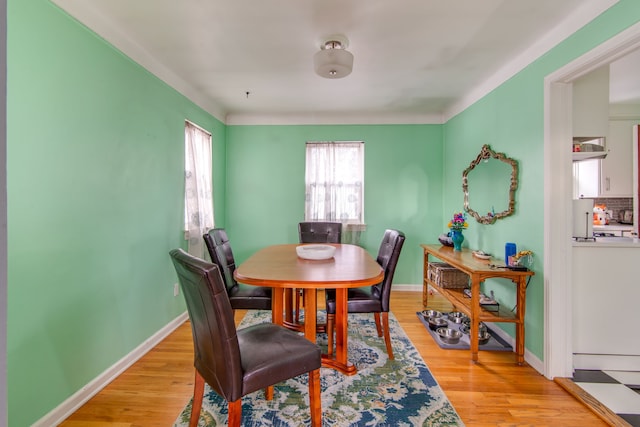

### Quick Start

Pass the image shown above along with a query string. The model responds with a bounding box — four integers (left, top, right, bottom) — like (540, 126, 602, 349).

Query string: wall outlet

(173, 283, 180, 297)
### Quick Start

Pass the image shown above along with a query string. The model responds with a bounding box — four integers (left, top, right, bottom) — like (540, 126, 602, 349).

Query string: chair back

(169, 248, 243, 402)
(203, 228, 237, 293)
(374, 229, 405, 312)
(298, 221, 342, 243)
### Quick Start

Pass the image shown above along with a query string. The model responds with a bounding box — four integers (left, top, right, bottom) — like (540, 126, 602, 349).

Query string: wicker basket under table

(427, 262, 469, 289)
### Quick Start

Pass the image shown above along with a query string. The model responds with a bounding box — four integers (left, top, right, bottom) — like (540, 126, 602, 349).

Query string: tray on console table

(421, 244, 534, 365)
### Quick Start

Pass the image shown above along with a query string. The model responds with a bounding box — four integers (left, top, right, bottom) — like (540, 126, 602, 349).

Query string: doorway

(544, 22, 640, 380)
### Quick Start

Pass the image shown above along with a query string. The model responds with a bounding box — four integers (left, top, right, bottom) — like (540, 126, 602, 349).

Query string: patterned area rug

(174, 310, 464, 426)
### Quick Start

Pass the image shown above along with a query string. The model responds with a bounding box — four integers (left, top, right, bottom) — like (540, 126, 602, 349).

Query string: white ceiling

(51, 0, 619, 124)
(610, 48, 640, 105)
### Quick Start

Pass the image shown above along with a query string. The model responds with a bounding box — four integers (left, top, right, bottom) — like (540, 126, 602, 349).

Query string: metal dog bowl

(458, 324, 491, 345)
(436, 327, 462, 344)
(421, 309, 442, 319)
(428, 317, 448, 331)
(478, 331, 491, 345)
(447, 312, 468, 324)
(460, 322, 487, 335)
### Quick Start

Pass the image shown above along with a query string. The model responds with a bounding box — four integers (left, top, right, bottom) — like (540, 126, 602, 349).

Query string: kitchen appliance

(573, 198, 594, 240)
(593, 204, 608, 225)
(619, 209, 633, 224)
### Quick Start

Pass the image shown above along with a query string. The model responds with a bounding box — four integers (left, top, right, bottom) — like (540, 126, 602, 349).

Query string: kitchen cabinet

(572, 120, 635, 198)
(600, 120, 634, 197)
(572, 65, 610, 199)
(572, 244, 640, 370)
(572, 65, 609, 138)
(573, 158, 600, 198)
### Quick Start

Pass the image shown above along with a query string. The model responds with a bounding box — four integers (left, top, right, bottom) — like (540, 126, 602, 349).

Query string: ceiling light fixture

(313, 35, 353, 79)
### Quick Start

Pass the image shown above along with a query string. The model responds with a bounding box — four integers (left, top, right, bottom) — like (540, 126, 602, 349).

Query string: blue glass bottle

(505, 242, 516, 266)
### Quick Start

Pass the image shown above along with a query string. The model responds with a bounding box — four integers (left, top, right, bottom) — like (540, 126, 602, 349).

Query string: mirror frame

(462, 144, 519, 224)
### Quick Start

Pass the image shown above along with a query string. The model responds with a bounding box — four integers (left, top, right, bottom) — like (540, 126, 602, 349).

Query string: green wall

(7, 0, 225, 425)
(443, 78, 548, 358)
(6, 0, 640, 425)
(225, 124, 443, 284)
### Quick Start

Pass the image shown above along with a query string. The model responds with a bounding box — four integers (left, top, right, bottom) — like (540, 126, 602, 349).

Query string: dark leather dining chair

(298, 221, 342, 244)
(325, 229, 405, 360)
(169, 248, 322, 427)
(203, 228, 272, 311)
(296, 221, 343, 323)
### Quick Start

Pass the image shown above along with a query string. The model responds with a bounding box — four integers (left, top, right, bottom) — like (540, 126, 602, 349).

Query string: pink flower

(448, 212, 468, 230)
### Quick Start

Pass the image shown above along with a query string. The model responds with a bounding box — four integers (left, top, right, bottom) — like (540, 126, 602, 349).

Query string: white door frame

(544, 22, 640, 379)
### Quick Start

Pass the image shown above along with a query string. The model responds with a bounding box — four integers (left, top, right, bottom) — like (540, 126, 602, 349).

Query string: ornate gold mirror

(462, 144, 518, 224)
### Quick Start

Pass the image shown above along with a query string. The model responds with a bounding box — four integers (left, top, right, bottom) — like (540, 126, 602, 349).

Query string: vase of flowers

(448, 212, 468, 251)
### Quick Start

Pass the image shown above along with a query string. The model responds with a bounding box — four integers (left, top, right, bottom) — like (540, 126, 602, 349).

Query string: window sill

(344, 223, 366, 232)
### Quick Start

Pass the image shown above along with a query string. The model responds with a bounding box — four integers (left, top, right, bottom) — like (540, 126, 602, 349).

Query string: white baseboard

(485, 322, 544, 374)
(33, 312, 189, 427)
(393, 284, 422, 292)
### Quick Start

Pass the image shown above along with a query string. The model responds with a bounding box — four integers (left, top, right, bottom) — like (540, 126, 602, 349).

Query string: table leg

(515, 277, 526, 365)
(282, 288, 325, 334)
(322, 287, 357, 375)
(271, 288, 284, 326)
(302, 289, 317, 343)
(470, 279, 480, 362)
(423, 253, 430, 306)
(334, 288, 347, 363)
(283, 288, 293, 323)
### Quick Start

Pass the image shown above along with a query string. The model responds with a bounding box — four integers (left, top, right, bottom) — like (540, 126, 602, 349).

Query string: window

(304, 141, 364, 243)
(184, 120, 214, 258)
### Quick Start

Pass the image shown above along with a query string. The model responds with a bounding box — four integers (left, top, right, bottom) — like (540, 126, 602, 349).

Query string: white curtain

(305, 142, 365, 244)
(184, 121, 214, 259)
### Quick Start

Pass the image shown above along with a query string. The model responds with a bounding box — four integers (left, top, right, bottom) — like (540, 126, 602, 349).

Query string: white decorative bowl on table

(296, 244, 336, 260)
(472, 250, 491, 260)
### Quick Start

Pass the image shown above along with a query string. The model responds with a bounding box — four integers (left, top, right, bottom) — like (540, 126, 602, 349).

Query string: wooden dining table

(234, 243, 384, 375)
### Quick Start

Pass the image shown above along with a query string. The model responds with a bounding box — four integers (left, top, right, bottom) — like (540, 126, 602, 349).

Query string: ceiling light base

(314, 35, 353, 79)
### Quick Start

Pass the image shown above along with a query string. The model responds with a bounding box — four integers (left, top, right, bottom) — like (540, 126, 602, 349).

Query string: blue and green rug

(174, 310, 464, 426)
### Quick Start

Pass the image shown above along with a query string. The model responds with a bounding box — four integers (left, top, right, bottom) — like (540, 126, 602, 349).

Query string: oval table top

(235, 243, 384, 288)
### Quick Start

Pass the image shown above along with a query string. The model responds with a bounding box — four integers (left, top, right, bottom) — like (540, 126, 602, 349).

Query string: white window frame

(304, 141, 365, 228)
(184, 120, 214, 258)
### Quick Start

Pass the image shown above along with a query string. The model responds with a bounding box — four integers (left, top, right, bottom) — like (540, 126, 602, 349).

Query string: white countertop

(593, 224, 634, 232)
(573, 236, 640, 247)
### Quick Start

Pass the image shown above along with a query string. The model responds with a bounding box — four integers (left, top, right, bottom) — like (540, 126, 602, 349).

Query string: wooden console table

(421, 244, 534, 365)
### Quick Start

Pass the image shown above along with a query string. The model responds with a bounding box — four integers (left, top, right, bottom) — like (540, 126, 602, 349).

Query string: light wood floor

(60, 290, 609, 427)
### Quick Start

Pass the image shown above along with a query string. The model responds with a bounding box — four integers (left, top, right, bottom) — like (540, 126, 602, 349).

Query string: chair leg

(326, 313, 335, 356)
(190, 370, 205, 427)
(309, 368, 322, 426)
(228, 399, 242, 427)
(264, 385, 274, 400)
(381, 312, 394, 360)
(374, 312, 383, 337)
